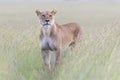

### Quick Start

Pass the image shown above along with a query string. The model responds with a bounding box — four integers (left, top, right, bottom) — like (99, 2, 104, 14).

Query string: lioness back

(62, 22, 81, 38)
(56, 22, 81, 47)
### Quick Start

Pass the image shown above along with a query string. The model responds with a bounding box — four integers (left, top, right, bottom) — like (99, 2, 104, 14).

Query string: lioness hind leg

(69, 41, 76, 50)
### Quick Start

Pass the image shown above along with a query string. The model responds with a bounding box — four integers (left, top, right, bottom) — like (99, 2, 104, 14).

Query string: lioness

(35, 9, 82, 70)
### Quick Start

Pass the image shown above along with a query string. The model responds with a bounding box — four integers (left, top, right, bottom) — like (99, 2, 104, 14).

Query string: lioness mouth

(43, 23, 50, 26)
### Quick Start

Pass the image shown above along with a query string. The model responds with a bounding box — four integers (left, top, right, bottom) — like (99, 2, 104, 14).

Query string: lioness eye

(42, 15, 45, 17)
(49, 15, 52, 17)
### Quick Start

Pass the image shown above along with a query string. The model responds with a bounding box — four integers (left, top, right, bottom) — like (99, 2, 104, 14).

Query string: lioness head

(36, 9, 57, 27)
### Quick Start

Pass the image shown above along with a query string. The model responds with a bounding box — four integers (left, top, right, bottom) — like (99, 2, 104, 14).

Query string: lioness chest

(40, 26, 57, 50)
(41, 37, 56, 50)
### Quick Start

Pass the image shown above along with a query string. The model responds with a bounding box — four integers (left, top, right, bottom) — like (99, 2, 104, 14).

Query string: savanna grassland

(0, 2, 120, 80)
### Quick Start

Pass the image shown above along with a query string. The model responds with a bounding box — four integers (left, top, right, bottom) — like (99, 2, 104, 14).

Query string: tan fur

(36, 9, 82, 70)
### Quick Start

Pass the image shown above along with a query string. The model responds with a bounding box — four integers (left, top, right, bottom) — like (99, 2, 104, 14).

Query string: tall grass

(0, 2, 120, 80)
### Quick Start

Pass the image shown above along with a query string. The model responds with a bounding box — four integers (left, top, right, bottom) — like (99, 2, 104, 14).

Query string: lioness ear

(51, 9, 57, 15)
(35, 9, 41, 16)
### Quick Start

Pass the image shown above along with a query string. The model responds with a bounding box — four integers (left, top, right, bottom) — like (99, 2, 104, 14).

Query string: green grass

(0, 2, 120, 80)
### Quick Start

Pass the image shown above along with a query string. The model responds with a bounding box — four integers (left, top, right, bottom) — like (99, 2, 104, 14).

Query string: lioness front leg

(54, 49, 60, 66)
(41, 50, 51, 70)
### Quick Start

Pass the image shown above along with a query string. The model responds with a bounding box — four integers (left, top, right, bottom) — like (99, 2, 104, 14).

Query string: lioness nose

(45, 20, 49, 22)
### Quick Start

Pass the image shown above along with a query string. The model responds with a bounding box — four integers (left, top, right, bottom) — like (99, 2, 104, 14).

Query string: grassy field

(0, 2, 120, 80)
